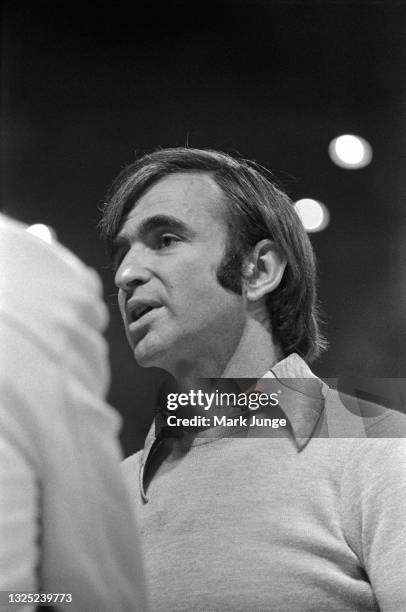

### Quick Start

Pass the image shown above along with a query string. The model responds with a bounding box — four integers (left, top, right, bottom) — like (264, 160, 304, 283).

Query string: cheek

(175, 268, 217, 307)
(179, 272, 242, 320)
(163, 251, 232, 313)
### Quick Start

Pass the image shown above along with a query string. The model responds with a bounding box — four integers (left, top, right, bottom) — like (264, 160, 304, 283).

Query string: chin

(133, 347, 162, 368)
(132, 336, 171, 370)
(130, 329, 194, 374)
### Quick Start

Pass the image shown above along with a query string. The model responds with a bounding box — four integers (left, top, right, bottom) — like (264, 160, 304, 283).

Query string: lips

(131, 304, 153, 322)
(126, 299, 162, 325)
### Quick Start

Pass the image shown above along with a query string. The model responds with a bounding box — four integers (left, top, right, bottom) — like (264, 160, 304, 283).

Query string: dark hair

(100, 147, 327, 362)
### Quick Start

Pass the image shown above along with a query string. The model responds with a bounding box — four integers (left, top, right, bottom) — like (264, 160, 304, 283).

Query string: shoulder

(323, 380, 406, 438)
(340, 437, 406, 513)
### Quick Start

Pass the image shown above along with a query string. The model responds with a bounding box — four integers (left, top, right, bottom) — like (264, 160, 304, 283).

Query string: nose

(114, 248, 152, 292)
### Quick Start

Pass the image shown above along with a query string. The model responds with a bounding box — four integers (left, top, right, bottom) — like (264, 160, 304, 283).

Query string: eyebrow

(111, 214, 195, 256)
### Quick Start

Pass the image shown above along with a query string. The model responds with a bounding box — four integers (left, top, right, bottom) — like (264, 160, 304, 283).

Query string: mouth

(130, 305, 155, 323)
(127, 301, 162, 326)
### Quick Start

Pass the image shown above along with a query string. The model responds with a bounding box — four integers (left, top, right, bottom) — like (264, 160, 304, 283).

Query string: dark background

(2, 0, 405, 455)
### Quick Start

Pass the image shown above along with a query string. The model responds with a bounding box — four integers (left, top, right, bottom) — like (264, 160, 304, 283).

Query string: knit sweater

(123, 355, 406, 611)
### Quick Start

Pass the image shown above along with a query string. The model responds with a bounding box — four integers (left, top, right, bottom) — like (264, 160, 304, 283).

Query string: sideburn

(216, 239, 245, 295)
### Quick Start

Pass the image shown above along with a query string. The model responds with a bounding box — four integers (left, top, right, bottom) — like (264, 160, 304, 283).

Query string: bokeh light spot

(26, 224, 57, 244)
(329, 134, 372, 169)
(294, 198, 330, 233)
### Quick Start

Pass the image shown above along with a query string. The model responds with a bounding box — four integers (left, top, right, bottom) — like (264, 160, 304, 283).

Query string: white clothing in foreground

(0, 215, 147, 611)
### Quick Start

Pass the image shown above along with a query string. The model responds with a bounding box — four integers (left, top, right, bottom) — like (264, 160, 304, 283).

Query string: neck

(164, 300, 283, 425)
(221, 313, 281, 379)
(174, 298, 282, 384)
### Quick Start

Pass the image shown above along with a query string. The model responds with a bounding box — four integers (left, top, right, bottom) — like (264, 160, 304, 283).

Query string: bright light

(294, 198, 330, 233)
(329, 134, 372, 169)
(26, 224, 57, 244)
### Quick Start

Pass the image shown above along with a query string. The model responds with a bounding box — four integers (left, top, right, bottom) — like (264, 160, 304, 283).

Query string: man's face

(114, 172, 247, 375)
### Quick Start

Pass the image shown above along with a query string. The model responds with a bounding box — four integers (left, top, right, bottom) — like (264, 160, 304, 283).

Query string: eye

(157, 234, 180, 249)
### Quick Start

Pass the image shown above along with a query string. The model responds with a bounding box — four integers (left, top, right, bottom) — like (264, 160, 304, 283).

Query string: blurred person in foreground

(101, 148, 406, 612)
(0, 214, 147, 611)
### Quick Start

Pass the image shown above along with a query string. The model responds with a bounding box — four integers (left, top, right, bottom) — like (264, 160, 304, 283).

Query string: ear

(244, 239, 287, 301)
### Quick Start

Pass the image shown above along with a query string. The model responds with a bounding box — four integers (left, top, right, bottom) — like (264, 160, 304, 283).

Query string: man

(0, 214, 147, 611)
(101, 148, 406, 611)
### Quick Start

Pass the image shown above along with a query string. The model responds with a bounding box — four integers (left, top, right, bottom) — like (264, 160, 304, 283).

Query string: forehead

(121, 172, 228, 235)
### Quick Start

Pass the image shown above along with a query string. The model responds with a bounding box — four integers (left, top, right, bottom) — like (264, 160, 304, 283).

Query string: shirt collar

(256, 353, 325, 450)
(138, 353, 326, 501)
